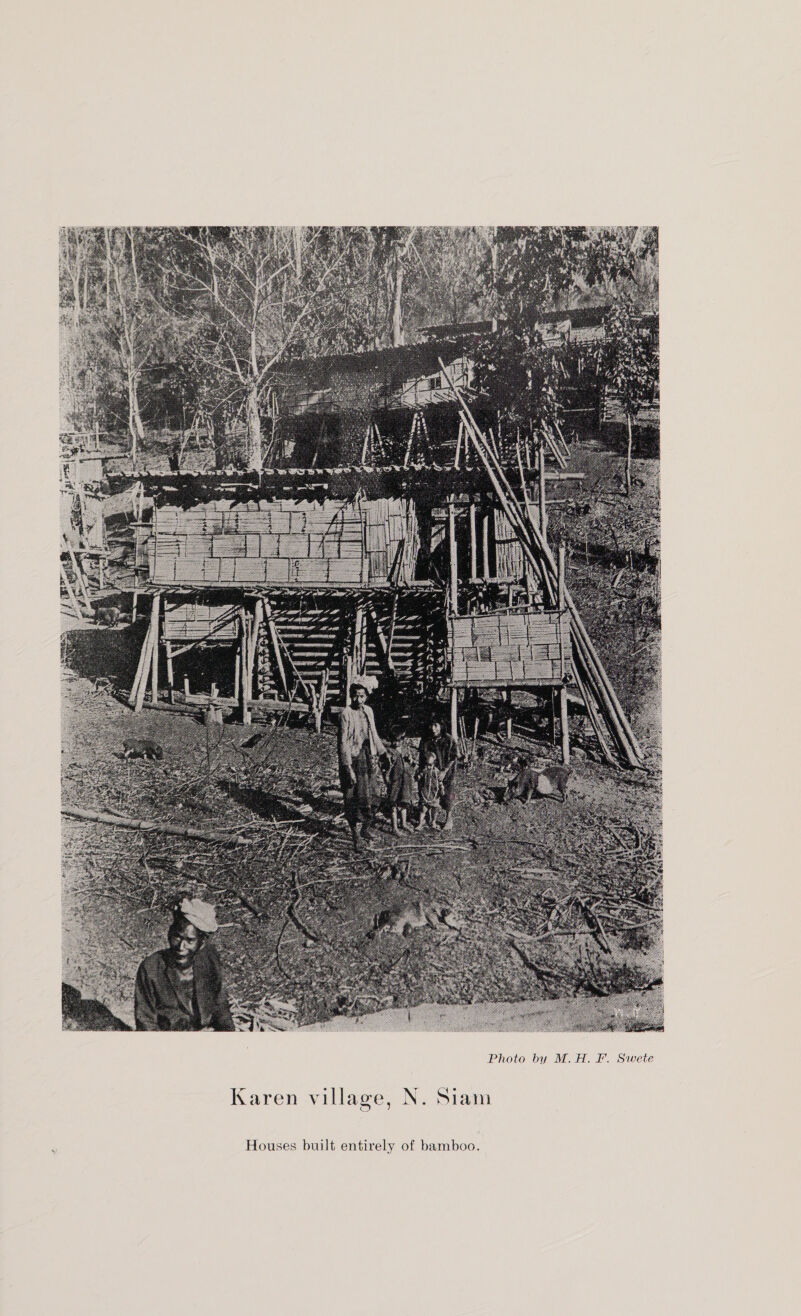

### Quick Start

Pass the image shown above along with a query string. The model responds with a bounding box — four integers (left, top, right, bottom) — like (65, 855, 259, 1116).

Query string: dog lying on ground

(95, 606, 122, 627)
(122, 738, 164, 760)
(502, 754, 571, 803)
(370, 900, 461, 939)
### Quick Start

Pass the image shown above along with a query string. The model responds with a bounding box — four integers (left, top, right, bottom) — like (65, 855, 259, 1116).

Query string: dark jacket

(134, 943, 235, 1031)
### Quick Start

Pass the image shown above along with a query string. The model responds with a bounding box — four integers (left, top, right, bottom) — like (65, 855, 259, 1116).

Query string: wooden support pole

(263, 599, 288, 698)
(183, 676, 190, 698)
(450, 685, 459, 742)
(239, 606, 250, 724)
(387, 591, 399, 661)
(133, 608, 158, 712)
(454, 418, 463, 470)
(165, 640, 175, 688)
(558, 541, 566, 610)
(233, 650, 241, 702)
(60, 561, 83, 619)
(559, 684, 570, 766)
(538, 441, 548, 543)
(367, 602, 396, 674)
(149, 593, 161, 705)
(469, 501, 477, 579)
(66, 543, 92, 611)
(505, 688, 513, 741)
(403, 413, 416, 467)
(482, 509, 490, 579)
(132, 590, 139, 623)
(448, 497, 458, 615)
(248, 600, 262, 697)
(129, 610, 155, 707)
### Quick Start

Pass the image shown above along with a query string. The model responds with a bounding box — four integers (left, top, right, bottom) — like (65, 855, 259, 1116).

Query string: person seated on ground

(134, 897, 235, 1031)
(338, 676, 389, 852)
(418, 715, 458, 831)
(416, 748, 443, 829)
(385, 731, 416, 834)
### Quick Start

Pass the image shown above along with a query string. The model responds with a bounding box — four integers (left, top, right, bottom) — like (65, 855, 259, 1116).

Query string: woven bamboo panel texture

(140, 498, 420, 588)
(449, 607, 571, 686)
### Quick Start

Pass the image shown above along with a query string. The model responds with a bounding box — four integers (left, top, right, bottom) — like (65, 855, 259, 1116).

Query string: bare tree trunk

(126, 361, 145, 466)
(391, 255, 404, 346)
(245, 379, 262, 471)
(625, 414, 633, 496)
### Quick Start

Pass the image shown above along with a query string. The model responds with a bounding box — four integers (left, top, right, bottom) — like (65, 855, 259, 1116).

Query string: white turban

(178, 897, 218, 934)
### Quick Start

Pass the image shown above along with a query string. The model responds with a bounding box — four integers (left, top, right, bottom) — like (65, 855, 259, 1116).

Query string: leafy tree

(599, 297, 659, 494)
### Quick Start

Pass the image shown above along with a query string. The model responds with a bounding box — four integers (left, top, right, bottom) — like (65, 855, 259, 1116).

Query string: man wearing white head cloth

(338, 674, 388, 851)
(134, 897, 235, 1030)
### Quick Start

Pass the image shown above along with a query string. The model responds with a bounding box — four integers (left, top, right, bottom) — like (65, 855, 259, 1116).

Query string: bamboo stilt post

(469, 501, 477, 579)
(448, 495, 460, 742)
(559, 684, 570, 766)
(132, 590, 139, 623)
(403, 413, 417, 467)
(149, 593, 161, 705)
(538, 441, 548, 543)
(263, 599, 288, 698)
(134, 613, 157, 712)
(367, 602, 396, 675)
(129, 610, 155, 706)
(248, 600, 262, 696)
(482, 509, 490, 579)
(238, 606, 250, 724)
(67, 542, 92, 611)
(360, 423, 371, 465)
(60, 561, 83, 619)
(183, 676, 190, 698)
(233, 650, 241, 702)
(448, 497, 458, 614)
(505, 689, 513, 741)
(165, 640, 175, 688)
(454, 418, 463, 470)
(387, 590, 399, 661)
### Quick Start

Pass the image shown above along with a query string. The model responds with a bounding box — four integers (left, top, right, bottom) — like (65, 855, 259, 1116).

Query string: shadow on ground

(62, 982, 131, 1031)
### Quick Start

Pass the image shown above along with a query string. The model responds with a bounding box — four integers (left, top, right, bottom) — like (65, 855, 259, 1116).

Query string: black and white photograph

(60, 225, 662, 1033)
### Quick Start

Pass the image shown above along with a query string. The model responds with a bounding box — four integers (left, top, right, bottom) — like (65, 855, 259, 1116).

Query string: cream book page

(1, 4, 797, 1314)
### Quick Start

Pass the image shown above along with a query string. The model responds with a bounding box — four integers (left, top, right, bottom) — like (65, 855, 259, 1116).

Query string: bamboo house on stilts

(123, 336, 642, 768)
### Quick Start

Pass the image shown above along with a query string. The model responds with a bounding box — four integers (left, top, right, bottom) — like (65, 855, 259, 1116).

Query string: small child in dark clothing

(386, 734, 416, 834)
(416, 749, 443, 829)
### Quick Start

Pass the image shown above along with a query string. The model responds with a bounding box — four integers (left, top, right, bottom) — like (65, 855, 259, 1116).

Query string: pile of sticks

(438, 359, 644, 769)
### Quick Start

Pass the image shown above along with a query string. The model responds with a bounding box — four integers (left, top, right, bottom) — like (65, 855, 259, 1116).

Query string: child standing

(386, 733, 416, 834)
(416, 749, 443, 829)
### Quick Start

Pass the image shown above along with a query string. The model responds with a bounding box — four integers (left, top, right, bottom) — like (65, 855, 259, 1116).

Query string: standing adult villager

(134, 897, 235, 1031)
(338, 676, 388, 851)
(418, 715, 458, 831)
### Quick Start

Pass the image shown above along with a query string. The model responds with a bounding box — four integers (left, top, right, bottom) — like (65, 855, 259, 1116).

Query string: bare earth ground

(62, 446, 662, 1032)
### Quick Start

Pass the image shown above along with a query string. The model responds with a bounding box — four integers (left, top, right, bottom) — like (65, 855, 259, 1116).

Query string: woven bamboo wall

(450, 607, 571, 686)
(493, 508, 524, 580)
(140, 498, 419, 588)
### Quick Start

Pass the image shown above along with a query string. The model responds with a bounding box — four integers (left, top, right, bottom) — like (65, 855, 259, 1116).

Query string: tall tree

(599, 297, 659, 495)
(164, 227, 352, 470)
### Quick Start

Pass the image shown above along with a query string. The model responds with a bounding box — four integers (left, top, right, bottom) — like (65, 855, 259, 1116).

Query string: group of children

(384, 718, 458, 835)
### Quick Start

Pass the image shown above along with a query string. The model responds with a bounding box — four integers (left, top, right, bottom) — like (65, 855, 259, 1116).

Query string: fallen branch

(62, 805, 253, 845)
